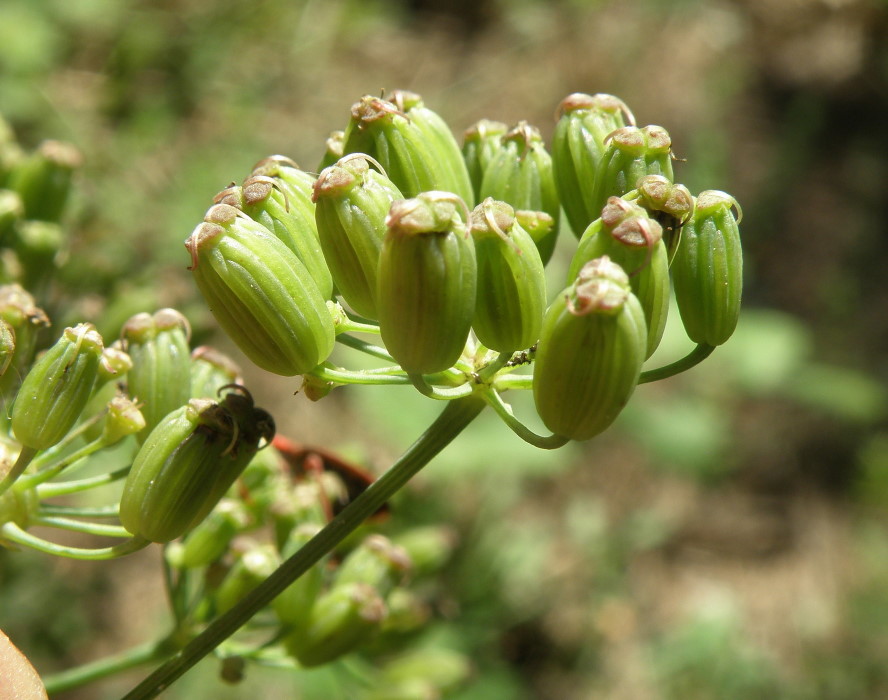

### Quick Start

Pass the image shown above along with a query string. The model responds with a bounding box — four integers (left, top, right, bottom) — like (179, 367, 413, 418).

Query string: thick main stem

(122, 395, 486, 700)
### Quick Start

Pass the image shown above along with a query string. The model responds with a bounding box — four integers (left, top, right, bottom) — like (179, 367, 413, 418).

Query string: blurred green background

(2, 0, 888, 698)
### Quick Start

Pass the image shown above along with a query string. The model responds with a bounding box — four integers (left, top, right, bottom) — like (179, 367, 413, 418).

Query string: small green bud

(392, 525, 457, 578)
(102, 394, 146, 445)
(376, 193, 477, 374)
(334, 534, 412, 598)
(213, 543, 280, 614)
(552, 92, 635, 236)
(12, 323, 104, 450)
(284, 581, 387, 668)
(478, 121, 561, 263)
(590, 125, 674, 220)
(313, 155, 404, 320)
(185, 204, 335, 376)
(318, 130, 346, 171)
(119, 388, 275, 543)
(96, 342, 133, 385)
(377, 588, 429, 638)
(462, 119, 508, 203)
(122, 309, 192, 439)
(569, 197, 669, 358)
(533, 257, 647, 441)
(8, 140, 82, 222)
(671, 190, 743, 345)
(470, 199, 546, 353)
(343, 94, 473, 203)
(189, 345, 242, 400)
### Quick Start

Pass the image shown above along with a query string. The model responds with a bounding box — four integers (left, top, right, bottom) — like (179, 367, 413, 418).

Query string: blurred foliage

(2, 0, 888, 698)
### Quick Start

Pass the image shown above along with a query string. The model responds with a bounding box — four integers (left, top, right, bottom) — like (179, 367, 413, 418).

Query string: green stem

(312, 364, 410, 387)
(38, 503, 120, 518)
(482, 388, 569, 449)
(408, 374, 474, 400)
(335, 318, 381, 335)
(122, 395, 486, 700)
(43, 640, 174, 695)
(492, 373, 532, 392)
(15, 437, 107, 491)
(0, 445, 37, 496)
(0, 522, 149, 560)
(476, 351, 514, 382)
(639, 343, 715, 384)
(32, 515, 131, 538)
(335, 333, 393, 362)
(35, 466, 130, 498)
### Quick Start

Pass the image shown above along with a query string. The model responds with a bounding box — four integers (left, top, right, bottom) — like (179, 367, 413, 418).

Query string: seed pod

(552, 93, 635, 237)
(185, 203, 335, 376)
(479, 122, 560, 263)
(343, 94, 473, 204)
(376, 193, 476, 374)
(318, 130, 346, 171)
(284, 581, 387, 668)
(228, 175, 333, 299)
(119, 388, 274, 543)
(313, 155, 404, 320)
(190, 345, 243, 399)
(12, 323, 104, 450)
(7, 140, 82, 222)
(671, 190, 743, 346)
(589, 125, 674, 219)
(462, 119, 508, 202)
(624, 174, 694, 261)
(470, 199, 546, 353)
(533, 257, 647, 441)
(569, 197, 669, 358)
(389, 89, 475, 207)
(122, 308, 192, 439)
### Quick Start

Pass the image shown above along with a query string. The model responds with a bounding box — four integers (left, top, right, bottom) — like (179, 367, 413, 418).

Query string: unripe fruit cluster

(186, 90, 742, 441)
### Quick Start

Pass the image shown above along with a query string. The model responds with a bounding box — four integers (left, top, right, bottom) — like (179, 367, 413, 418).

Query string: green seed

(672, 190, 743, 345)
(533, 257, 647, 441)
(376, 193, 476, 374)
